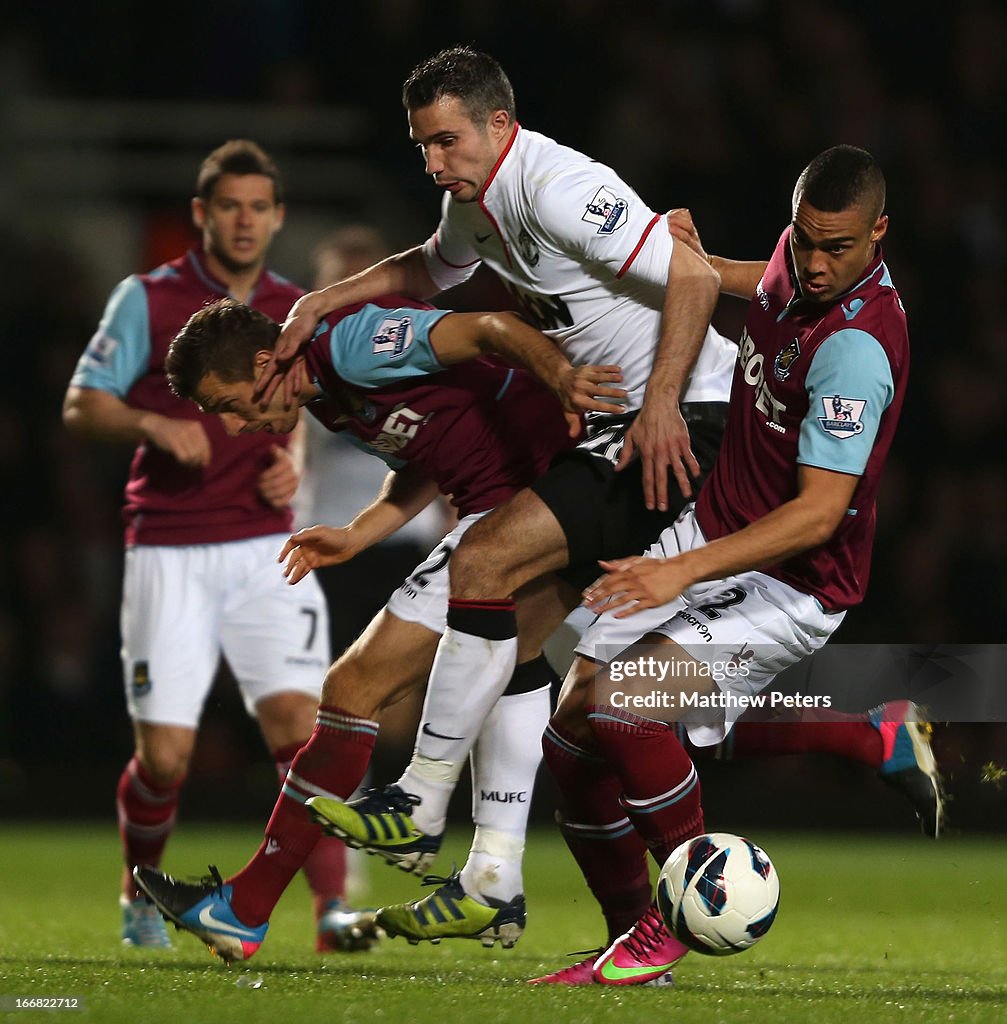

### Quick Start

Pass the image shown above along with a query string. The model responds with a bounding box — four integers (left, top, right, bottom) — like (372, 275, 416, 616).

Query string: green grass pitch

(0, 824, 1004, 1023)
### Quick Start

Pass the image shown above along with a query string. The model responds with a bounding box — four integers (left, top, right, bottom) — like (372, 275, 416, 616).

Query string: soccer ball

(656, 832, 780, 956)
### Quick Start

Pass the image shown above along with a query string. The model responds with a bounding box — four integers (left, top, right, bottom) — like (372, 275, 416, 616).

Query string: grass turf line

(0, 824, 1003, 1023)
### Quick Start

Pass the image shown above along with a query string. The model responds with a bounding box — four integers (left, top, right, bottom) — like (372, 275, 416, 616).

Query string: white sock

(459, 827, 526, 904)
(398, 624, 517, 834)
(459, 685, 551, 902)
(395, 755, 463, 836)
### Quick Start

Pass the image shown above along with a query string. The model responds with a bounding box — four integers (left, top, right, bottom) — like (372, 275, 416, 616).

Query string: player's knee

(446, 537, 491, 594)
(320, 658, 353, 706)
(256, 691, 317, 747)
(447, 529, 518, 597)
(135, 745, 189, 786)
(322, 652, 388, 717)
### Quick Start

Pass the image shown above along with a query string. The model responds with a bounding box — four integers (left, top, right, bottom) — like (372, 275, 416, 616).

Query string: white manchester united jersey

(422, 125, 735, 414)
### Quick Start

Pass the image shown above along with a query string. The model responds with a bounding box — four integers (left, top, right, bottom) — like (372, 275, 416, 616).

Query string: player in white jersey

(423, 123, 735, 420)
(253, 46, 734, 942)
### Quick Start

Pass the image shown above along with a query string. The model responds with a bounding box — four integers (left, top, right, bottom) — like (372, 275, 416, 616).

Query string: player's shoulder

(815, 304, 907, 389)
(319, 298, 444, 367)
(821, 255, 905, 330)
(100, 272, 151, 325)
(846, 263, 908, 355)
(137, 252, 188, 290)
(518, 128, 594, 173)
(519, 128, 626, 198)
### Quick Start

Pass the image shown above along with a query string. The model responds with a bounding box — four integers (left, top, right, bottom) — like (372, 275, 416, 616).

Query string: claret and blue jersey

(70, 247, 303, 546)
(696, 228, 910, 611)
(302, 297, 574, 518)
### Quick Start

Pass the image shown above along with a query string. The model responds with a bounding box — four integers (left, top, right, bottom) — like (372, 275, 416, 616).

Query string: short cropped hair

(195, 139, 285, 204)
(166, 299, 279, 400)
(794, 145, 886, 221)
(402, 46, 516, 125)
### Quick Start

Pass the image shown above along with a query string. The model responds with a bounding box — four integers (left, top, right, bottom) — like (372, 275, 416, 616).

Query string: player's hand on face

(252, 292, 321, 411)
(143, 415, 212, 468)
(278, 525, 360, 583)
(559, 364, 627, 436)
(582, 555, 687, 617)
(257, 445, 299, 509)
(617, 401, 699, 510)
(666, 209, 710, 265)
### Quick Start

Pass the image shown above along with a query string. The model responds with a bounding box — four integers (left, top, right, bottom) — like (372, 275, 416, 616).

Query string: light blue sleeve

(797, 329, 895, 475)
(323, 304, 452, 389)
(70, 276, 151, 396)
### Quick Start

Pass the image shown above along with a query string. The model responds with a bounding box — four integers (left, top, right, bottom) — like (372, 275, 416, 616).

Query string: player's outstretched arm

(279, 467, 440, 584)
(254, 246, 439, 410)
(428, 311, 627, 435)
(583, 465, 858, 616)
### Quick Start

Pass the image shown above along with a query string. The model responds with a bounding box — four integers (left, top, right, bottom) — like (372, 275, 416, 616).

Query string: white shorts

(575, 506, 845, 745)
(385, 513, 488, 633)
(121, 535, 330, 727)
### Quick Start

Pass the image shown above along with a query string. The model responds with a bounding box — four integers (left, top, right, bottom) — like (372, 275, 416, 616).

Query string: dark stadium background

(1, 1, 1004, 836)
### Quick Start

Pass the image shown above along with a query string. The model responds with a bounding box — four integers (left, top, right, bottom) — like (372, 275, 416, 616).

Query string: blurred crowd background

(1, 1, 1004, 834)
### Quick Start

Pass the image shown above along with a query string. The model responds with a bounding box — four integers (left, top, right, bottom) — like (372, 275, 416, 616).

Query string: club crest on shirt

(372, 316, 414, 356)
(818, 395, 866, 438)
(132, 660, 151, 697)
(517, 227, 540, 266)
(582, 186, 628, 234)
(774, 338, 801, 381)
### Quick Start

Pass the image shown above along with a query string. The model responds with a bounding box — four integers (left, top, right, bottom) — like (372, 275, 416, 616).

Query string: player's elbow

(806, 506, 847, 548)
(674, 237, 721, 299)
(697, 252, 721, 295)
(62, 391, 87, 434)
(62, 386, 112, 438)
(473, 311, 517, 351)
(807, 520, 837, 549)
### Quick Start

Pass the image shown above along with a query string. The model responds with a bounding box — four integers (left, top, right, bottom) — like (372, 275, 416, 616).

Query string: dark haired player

(62, 140, 362, 953)
(253, 45, 738, 941)
(131, 294, 625, 962)
(536, 145, 920, 986)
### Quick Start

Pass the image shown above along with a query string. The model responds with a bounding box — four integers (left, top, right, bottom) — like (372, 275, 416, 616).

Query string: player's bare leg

(321, 609, 439, 719)
(449, 488, 571, 600)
